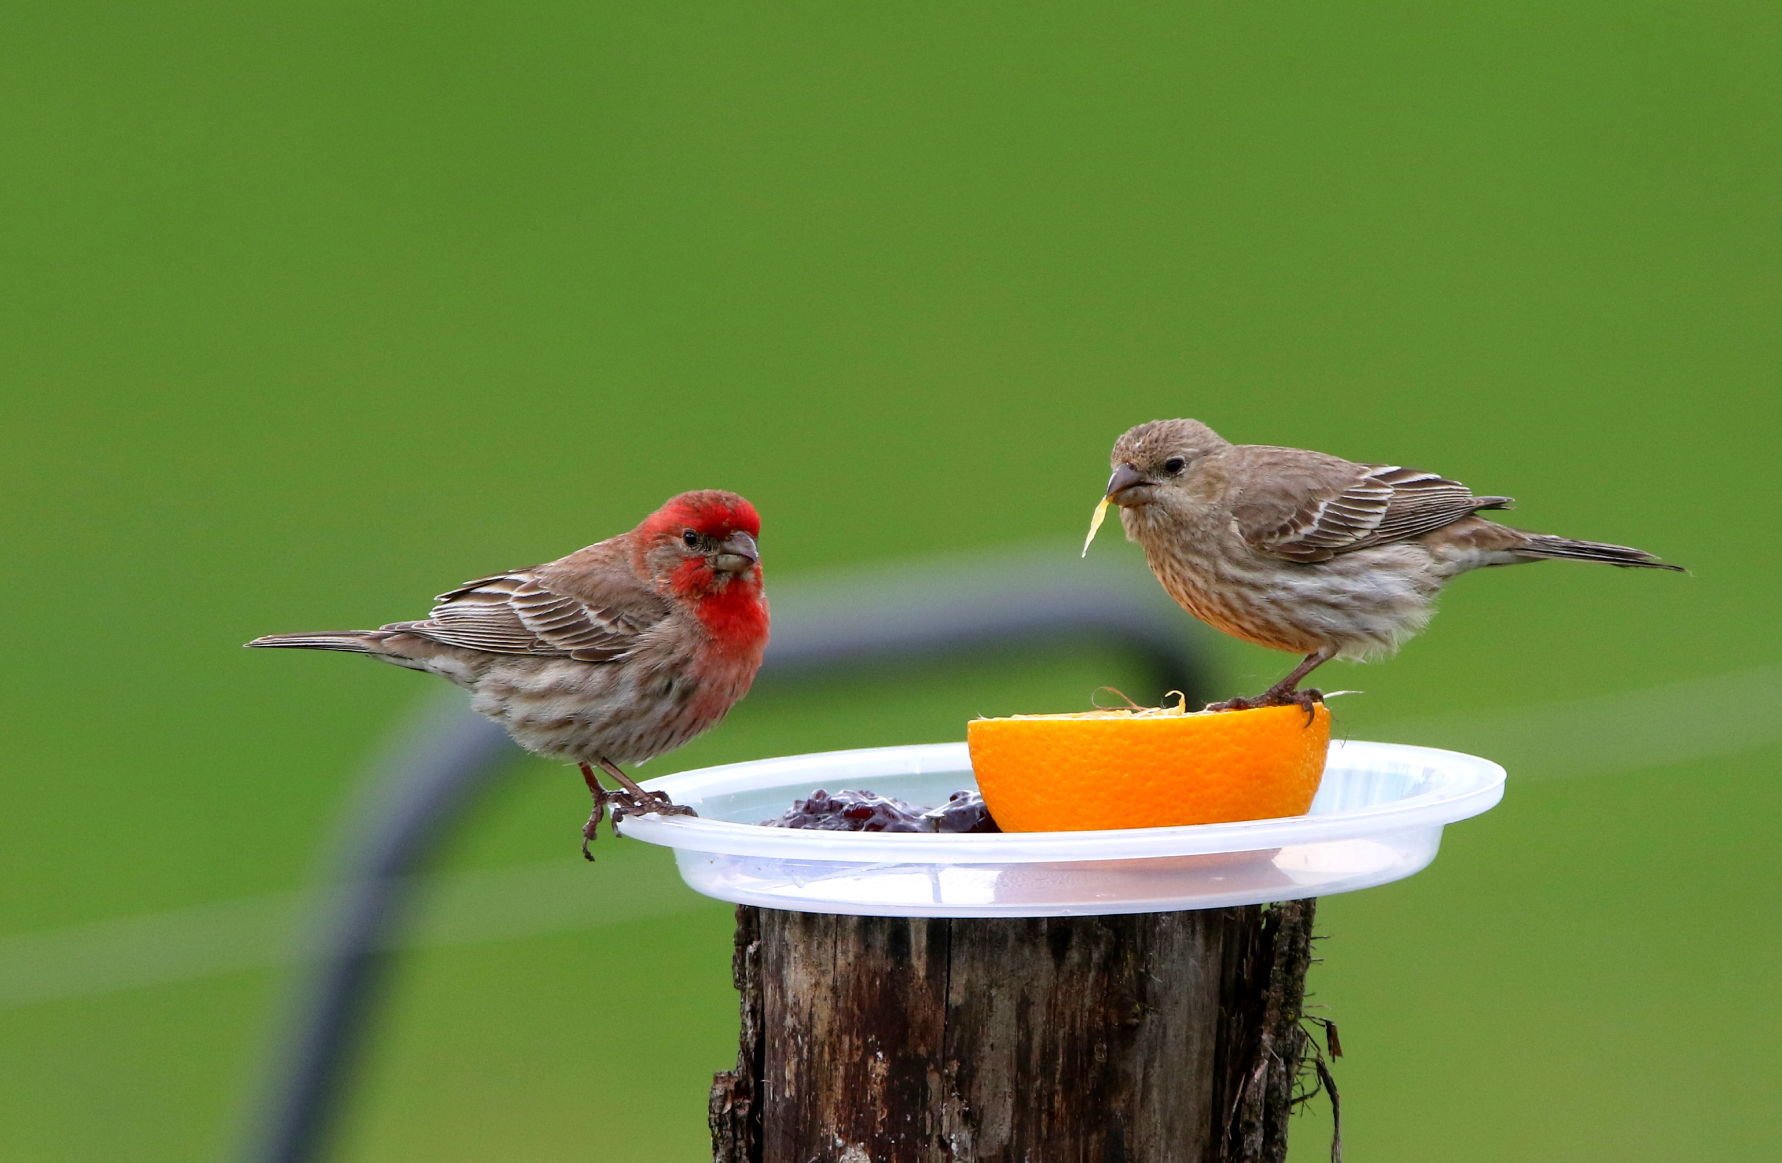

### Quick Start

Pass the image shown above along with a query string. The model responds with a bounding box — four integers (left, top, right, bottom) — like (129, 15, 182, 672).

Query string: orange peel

(967, 698, 1330, 832)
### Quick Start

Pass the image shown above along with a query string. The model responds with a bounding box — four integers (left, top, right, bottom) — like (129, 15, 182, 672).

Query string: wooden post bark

(710, 900, 1323, 1163)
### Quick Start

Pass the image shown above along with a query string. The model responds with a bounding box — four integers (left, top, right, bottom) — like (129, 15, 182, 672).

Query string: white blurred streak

(4, 662, 1778, 1010)
(0, 862, 701, 1011)
(1364, 662, 1782, 781)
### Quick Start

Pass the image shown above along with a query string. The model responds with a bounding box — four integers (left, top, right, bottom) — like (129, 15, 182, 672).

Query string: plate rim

(617, 738, 1505, 864)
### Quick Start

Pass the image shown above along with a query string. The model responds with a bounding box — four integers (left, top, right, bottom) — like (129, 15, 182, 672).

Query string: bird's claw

(578, 767, 697, 860)
(618, 789, 698, 820)
(1285, 687, 1325, 725)
(584, 783, 694, 858)
(1205, 687, 1325, 725)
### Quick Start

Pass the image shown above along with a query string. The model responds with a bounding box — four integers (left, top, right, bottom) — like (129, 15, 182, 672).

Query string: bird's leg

(596, 757, 698, 824)
(1209, 649, 1336, 722)
(579, 762, 611, 861)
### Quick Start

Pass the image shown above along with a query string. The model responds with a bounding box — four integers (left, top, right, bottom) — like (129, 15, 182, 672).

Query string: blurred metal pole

(242, 546, 1208, 1163)
(244, 698, 512, 1163)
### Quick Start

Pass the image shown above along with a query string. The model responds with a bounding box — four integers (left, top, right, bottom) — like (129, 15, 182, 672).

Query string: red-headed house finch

(1091, 419, 1682, 711)
(247, 490, 769, 858)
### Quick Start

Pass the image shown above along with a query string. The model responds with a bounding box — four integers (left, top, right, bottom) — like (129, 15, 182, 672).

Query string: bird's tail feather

(1516, 534, 1685, 571)
(244, 631, 386, 653)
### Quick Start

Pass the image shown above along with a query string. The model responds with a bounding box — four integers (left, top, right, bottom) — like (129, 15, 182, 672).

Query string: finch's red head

(644, 490, 761, 542)
(637, 490, 761, 561)
(635, 491, 769, 647)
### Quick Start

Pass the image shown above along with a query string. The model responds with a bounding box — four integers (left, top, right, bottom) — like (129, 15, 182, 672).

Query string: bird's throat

(691, 575, 769, 652)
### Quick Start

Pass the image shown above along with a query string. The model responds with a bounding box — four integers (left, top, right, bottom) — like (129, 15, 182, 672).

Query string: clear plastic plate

(618, 739, 1505, 917)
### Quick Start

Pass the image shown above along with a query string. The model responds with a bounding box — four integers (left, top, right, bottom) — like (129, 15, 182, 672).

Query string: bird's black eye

(1163, 456, 1187, 475)
(681, 529, 700, 548)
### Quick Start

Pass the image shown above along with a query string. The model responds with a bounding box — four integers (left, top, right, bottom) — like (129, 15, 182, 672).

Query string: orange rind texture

(966, 702, 1330, 832)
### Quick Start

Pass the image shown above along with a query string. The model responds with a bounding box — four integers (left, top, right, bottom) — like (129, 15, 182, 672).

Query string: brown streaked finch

(247, 490, 769, 858)
(1087, 419, 1682, 712)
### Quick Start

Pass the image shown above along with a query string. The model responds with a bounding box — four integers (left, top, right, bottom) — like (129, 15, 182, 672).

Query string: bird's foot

(1206, 687, 1325, 724)
(578, 760, 697, 859)
(609, 789, 698, 828)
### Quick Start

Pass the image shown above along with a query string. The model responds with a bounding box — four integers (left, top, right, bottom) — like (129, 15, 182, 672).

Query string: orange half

(966, 701, 1331, 832)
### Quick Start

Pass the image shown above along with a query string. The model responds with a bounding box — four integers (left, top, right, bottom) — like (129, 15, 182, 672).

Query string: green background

(4, 4, 1777, 1159)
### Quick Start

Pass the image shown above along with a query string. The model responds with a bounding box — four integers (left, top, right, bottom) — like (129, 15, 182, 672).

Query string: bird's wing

(1230, 449, 1512, 563)
(385, 569, 663, 662)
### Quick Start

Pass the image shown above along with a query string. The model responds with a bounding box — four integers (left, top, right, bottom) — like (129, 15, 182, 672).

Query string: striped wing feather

(385, 572, 655, 661)
(1233, 450, 1512, 563)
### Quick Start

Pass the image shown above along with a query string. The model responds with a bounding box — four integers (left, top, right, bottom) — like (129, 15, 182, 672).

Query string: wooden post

(710, 900, 1323, 1163)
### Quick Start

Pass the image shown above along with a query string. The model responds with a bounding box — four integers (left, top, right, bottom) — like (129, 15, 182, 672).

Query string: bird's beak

(711, 531, 760, 573)
(1104, 462, 1151, 505)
